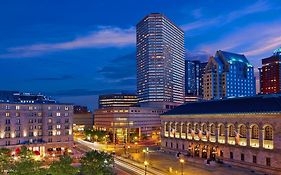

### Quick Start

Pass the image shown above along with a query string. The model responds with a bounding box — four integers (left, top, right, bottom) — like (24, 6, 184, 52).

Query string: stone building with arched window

(161, 95, 281, 174)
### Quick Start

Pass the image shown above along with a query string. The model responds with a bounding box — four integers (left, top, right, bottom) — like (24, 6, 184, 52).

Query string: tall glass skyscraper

(185, 60, 207, 97)
(136, 13, 185, 106)
(203, 50, 256, 100)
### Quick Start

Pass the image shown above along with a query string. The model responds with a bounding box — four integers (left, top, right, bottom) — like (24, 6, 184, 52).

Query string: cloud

(29, 75, 74, 81)
(181, 0, 272, 32)
(98, 52, 136, 83)
(195, 21, 281, 65)
(0, 26, 136, 58)
(49, 88, 134, 97)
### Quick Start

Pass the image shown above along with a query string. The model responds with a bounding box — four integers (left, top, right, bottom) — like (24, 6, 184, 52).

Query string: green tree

(9, 146, 45, 175)
(0, 148, 12, 174)
(47, 155, 79, 175)
(80, 150, 113, 175)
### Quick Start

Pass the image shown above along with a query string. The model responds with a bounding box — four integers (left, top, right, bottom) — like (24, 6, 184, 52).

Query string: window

(251, 125, 259, 139)
(56, 112, 61, 117)
(253, 155, 257, 164)
(239, 125, 247, 138)
(219, 124, 225, 136)
(264, 126, 273, 140)
(241, 154, 244, 161)
(65, 112, 69, 117)
(5, 113, 10, 117)
(48, 118, 52, 123)
(65, 106, 69, 111)
(230, 152, 233, 159)
(176, 143, 178, 149)
(6, 119, 10, 124)
(16, 106, 20, 110)
(165, 142, 168, 147)
(182, 144, 185, 150)
(171, 142, 173, 148)
(229, 125, 235, 137)
(16, 112, 20, 117)
(266, 157, 271, 166)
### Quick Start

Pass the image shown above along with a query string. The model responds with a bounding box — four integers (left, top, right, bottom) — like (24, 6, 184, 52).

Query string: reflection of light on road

(77, 139, 165, 175)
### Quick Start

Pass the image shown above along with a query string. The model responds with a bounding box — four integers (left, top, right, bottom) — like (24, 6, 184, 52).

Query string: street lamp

(179, 158, 184, 175)
(144, 161, 148, 175)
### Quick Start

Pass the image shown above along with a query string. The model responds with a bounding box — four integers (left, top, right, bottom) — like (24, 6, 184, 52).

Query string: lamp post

(179, 158, 184, 175)
(144, 161, 148, 175)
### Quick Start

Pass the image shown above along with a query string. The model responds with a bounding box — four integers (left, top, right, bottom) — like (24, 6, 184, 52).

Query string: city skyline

(0, 0, 281, 109)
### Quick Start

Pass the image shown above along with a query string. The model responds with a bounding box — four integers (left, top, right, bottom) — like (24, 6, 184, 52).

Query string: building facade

(136, 13, 185, 106)
(203, 50, 256, 100)
(0, 102, 73, 156)
(260, 48, 281, 94)
(161, 95, 281, 174)
(185, 60, 207, 98)
(94, 107, 164, 143)
(98, 93, 138, 109)
(73, 105, 93, 131)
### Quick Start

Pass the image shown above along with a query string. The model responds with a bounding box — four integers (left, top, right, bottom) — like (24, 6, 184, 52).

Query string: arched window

(176, 123, 181, 132)
(202, 123, 207, 135)
(219, 124, 225, 136)
(182, 123, 187, 133)
(251, 125, 259, 139)
(264, 126, 273, 140)
(229, 125, 235, 137)
(239, 125, 247, 138)
(188, 123, 192, 133)
(210, 124, 216, 135)
(165, 122, 169, 132)
(194, 123, 199, 134)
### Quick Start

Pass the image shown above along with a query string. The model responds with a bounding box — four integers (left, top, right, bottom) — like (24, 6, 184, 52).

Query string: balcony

(238, 138, 247, 146)
(194, 134, 200, 141)
(250, 139, 259, 148)
(181, 133, 186, 139)
(175, 132, 180, 138)
(187, 133, 192, 140)
(228, 137, 235, 145)
(218, 136, 225, 144)
(209, 135, 216, 142)
(263, 140, 273, 149)
(201, 135, 207, 142)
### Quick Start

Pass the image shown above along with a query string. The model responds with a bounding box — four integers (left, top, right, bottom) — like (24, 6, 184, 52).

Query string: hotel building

(0, 91, 73, 156)
(136, 13, 185, 106)
(260, 48, 281, 94)
(161, 95, 281, 174)
(203, 50, 256, 100)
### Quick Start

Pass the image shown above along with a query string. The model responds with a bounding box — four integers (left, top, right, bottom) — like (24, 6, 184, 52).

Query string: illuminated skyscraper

(203, 50, 256, 100)
(136, 13, 185, 107)
(260, 48, 281, 94)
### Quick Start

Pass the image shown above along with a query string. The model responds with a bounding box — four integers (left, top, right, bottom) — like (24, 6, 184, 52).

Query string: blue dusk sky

(0, 0, 280, 109)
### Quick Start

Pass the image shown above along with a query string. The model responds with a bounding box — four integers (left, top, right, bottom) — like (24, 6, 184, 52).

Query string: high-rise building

(185, 60, 207, 98)
(136, 13, 185, 107)
(98, 93, 138, 109)
(203, 50, 256, 100)
(260, 48, 281, 94)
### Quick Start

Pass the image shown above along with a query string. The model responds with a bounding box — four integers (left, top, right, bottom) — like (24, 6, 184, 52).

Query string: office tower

(136, 13, 185, 107)
(185, 60, 207, 98)
(203, 50, 256, 100)
(260, 48, 281, 94)
(98, 93, 138, 108)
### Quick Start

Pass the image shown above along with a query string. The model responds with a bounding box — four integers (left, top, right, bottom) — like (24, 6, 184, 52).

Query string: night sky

(0, 0, 280, 109)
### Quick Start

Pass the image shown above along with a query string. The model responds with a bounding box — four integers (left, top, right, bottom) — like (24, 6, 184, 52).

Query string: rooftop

(216, 50, 252, 66)
(162, 94, 281, 116)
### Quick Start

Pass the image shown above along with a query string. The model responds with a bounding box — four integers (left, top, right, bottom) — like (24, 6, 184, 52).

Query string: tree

(0, 148, 12, 174)
(9, 146, 45, 175)
(47, 155, 79, 175)
(80, 150, 113, 175)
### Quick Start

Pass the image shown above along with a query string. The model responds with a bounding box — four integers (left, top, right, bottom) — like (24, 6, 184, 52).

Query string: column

(207, 146, 210, 158)
(215, 125, 219, 143)
(168, 122, 171, 138)
(113, 128, 116, 144)
(259, 128, 264, 148)
(180, 122, 182, 139)
(199, 144, 202, 158)
(246, 126, 251, 146)
(225, 125, 228, 144)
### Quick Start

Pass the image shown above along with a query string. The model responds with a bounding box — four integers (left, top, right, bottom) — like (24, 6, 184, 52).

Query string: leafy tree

(0, 148, 11, 174)
(47, 155, 79, 175)
(9, 146, 45, 175)
(80, 150, 113, 175)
